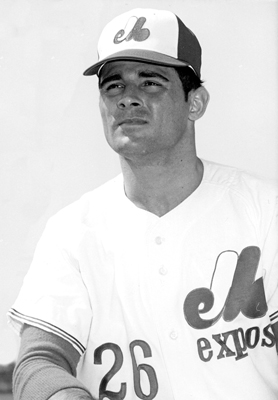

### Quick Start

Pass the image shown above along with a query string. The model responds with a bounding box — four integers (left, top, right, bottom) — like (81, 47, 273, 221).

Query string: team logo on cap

(113, 16, 150, 44)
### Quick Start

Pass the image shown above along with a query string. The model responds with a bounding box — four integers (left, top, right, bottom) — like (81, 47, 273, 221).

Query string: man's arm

(14, 324, 95, 400)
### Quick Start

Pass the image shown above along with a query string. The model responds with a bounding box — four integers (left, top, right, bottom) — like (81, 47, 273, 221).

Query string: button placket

(153, 233, 168, 277)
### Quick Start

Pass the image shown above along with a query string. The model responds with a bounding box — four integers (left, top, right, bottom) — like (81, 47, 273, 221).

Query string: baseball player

(8, 8, 278, 400)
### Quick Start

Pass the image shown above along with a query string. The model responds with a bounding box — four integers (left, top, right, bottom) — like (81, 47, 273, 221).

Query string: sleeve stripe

(269, 311, 278, 323)
(8, 308, 86, 355)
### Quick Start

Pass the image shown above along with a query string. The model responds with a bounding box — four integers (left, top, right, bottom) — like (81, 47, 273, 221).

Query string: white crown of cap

(98, 8, 179, 61)
(83, 8, 201, 77)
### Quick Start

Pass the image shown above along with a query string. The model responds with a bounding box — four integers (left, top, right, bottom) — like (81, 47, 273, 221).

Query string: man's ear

(188, 87, 210, 121)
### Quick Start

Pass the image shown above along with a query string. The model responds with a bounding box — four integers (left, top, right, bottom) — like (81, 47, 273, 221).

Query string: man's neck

(120, 154, 204, 217)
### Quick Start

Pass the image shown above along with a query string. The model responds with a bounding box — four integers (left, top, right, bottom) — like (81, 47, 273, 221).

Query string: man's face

(98, 61, 191, 162)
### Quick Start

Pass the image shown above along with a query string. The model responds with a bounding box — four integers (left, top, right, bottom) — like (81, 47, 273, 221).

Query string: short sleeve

(7, 214, 93, 356)
(261, 190, 278, 327)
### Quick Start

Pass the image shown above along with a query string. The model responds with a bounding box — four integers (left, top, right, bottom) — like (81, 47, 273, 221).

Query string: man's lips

(117, 118, 148, 126)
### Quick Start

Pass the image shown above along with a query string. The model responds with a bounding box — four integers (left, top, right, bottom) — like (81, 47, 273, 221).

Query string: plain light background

(0, 0, 277, 364)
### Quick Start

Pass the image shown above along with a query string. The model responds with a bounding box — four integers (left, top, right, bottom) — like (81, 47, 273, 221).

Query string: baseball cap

(83, 8, 202, 78)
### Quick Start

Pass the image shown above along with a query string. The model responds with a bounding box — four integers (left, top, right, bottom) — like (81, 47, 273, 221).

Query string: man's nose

(117, 86, 143, 109)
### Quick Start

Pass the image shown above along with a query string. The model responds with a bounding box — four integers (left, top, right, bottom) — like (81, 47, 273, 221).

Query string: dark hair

(175, 66, 203, 102)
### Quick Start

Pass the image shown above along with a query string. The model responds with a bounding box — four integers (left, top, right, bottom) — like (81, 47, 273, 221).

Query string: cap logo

(113, 16, 150, 44)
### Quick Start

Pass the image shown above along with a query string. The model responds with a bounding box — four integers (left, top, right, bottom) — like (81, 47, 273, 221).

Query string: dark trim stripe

(8, 308, 86, 354)
(270, 311, 278, 322)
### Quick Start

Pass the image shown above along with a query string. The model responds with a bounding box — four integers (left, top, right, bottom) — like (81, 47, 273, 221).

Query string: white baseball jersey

(8, 159, 278, 400)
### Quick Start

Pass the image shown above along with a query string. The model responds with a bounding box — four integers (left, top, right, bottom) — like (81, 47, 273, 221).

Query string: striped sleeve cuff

(270, 310, 278, 326)
(7, 308, 86, 355)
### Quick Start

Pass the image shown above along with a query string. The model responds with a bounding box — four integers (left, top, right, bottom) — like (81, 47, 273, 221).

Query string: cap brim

(83, 49, 194, 76)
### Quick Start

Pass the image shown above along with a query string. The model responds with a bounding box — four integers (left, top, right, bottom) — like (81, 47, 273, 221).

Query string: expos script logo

(113, 16, 150, 44)
(183, 246, 268, 329)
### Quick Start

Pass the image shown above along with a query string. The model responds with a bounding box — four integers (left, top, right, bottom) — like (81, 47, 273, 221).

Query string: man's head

(84, 9, 209, 161)
(97, 60, 209, 161)
(83, 8, 202, 80)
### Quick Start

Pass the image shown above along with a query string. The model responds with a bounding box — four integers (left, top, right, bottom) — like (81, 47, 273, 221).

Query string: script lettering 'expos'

(183, 246, 268, 329)
(114, 17, 150, 44)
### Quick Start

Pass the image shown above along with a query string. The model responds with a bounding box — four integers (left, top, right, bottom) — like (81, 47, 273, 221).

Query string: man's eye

(104, 83, 124, 94)
(142, 81, 162, 92)
(107, 83, 122, 89)
(143, 81, 159, 86)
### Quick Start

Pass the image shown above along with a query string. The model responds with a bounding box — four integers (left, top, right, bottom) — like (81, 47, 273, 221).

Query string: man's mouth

(118, 118, 148, 126)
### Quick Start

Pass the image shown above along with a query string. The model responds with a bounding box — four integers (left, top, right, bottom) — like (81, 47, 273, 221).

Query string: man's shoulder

(203, 159, 277, 190)
(79, 173, 123, 206)
(48, 174, 123, 229)
(203, 159, 278, 207)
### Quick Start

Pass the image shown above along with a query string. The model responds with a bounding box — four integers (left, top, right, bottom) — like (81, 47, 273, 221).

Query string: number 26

(94, 340, 158, 400)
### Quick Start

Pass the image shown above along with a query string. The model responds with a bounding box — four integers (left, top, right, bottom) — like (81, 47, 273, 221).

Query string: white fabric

(8, 159, 278, 400)
(98, 9, 179, 60)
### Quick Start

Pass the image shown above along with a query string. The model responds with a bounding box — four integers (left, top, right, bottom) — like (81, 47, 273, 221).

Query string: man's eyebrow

(99, 70, 170, 88)
(138, 71, 169, 82)
(99, 73, 122, 88)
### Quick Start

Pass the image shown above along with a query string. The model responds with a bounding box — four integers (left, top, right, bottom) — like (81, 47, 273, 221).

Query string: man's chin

(107, 137, 149, 158)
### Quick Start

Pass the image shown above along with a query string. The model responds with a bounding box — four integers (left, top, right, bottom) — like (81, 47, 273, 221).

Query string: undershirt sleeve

(13, 324, 93, 400)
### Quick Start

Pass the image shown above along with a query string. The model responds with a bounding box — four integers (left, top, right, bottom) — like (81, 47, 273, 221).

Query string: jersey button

(155, 236, 163, 245)
(170, 330, 178, 340)
(159, 266, 168, 275)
